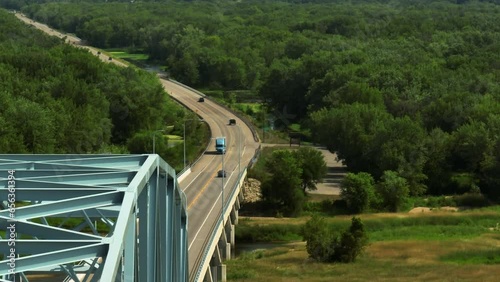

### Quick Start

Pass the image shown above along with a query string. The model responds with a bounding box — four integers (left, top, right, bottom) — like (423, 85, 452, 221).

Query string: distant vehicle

(217, 170, 226, 178)
(198, 97, 205, 102)
(229, 119, 236, 125)
(97, 51, 101, 55)
(215, 137, 226, 154)
(108, 57, 112, 61)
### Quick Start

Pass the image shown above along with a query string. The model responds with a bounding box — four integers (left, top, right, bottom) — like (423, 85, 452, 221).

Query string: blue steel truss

(0, 154, 188, 282)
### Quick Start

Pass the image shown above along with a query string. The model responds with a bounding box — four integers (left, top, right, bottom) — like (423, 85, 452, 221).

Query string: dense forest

(2, 0, 500, 200)
(0, 8, 203, 170)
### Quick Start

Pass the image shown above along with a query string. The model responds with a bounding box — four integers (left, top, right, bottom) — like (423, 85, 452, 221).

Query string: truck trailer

(215, 137, 226, 154)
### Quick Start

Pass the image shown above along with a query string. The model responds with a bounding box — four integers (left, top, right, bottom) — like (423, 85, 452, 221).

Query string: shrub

(303, 216, 368, 263)
(341, 172, 376, 213)
(454, 193, 490, 207)
(303, 200, 337, 215)
(329, 217, 368, 263)
(410, 196, 456, 208)
(236, 223, 302, 243)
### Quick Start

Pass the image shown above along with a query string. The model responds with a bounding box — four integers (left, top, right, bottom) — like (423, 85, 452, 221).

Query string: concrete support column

(235, 194, 241, 210)
(229, 224, 235, 250)
(230, 205, 238, 225)
(208, 247, 226, 282)
(233, 208, 239, 225)
(220, 264, 227, 282)
(218, 230, 228, 260)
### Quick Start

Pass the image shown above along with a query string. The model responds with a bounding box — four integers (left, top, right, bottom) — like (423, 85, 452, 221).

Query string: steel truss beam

(0, 154, 188, 282)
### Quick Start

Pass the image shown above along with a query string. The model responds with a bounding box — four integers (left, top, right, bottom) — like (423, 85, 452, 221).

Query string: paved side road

(261, 144, 345, 195)
(309, 146, 345, 195)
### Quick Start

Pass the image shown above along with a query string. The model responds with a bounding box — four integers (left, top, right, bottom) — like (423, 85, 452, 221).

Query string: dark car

(229, 119, 236, 125)
(198, 97, 205, 102)
(217, 170, 226, 177)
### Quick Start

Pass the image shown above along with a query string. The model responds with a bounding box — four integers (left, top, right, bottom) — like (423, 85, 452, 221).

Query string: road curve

(160, 79, 260, 277)
(15, 12, 260, 279)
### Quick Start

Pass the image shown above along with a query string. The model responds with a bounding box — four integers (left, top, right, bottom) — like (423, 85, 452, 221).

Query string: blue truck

(215, 137, 226, 154)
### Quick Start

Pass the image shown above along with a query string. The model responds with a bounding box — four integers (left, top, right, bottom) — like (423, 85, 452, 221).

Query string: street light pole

(238, 124, 241, 175)
(222, 144, 225, 228)
(183, 121, 187, 168)
(183, 119, 195, 168)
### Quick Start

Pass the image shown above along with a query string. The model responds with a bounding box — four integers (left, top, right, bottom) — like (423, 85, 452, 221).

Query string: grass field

(108, 50, 148, 61)
(236, 102, 262, 114)
(228, 208, 500, 281)
(166, 134, 183, 146)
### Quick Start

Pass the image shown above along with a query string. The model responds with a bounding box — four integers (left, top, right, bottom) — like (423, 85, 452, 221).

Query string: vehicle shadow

(204, 151, 224, 155)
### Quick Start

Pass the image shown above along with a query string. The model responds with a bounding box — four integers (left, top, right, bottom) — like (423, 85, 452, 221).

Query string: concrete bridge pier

(200, 171, 248, 282)
(207, 245, 227, 282)
(225, 217, 236, 252)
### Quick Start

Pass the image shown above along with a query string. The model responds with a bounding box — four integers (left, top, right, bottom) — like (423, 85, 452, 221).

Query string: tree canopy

(0, 9, 180, 156)
(4, 0, 500, 199)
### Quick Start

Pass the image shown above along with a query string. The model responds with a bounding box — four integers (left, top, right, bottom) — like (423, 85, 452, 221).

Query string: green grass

(166, 134, 182, 140)
(228, 209, 500, 281)
(236, 223, 303, 242)
(235, 102, 262, 115)
(107, 50, 148, 61)
(363, 214, 499, 241)
(236, 211, 500, 243)
(165, 134, 183, 147)
(441, 249, 500, 265)
(288, 123, 301, 132)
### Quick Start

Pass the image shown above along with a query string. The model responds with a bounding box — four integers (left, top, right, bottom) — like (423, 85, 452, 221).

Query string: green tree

(78, 17, 114, 48)
(6, 98, 56, 153)
(293, 147, 327, 192)
(302, 214, 332, 261)
(311, 103, 391, 173)
(480, 115, 500, 199)
(261, 150, 304, 217)
(127, 130, 168, 156)
(330, 217, 368, 263)
(340, 172, 375, 213)
(259, 58, 309, 120)
(376, 170, 410, 212)
(303, 216, 368, 263)
(423, 128, 453, 195)
(370, 116, 428, 196)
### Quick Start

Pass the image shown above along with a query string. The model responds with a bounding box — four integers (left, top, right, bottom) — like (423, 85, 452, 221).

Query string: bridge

(0, 154, 188, 281)
(165, 80, 260, 282)
(2, 13, 261, 282)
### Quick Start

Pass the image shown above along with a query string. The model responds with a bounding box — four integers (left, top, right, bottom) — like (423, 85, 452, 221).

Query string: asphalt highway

(161, 80, 260, 277)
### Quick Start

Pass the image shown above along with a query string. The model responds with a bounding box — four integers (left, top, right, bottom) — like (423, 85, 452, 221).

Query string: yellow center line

(187, 163, 223, 210)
